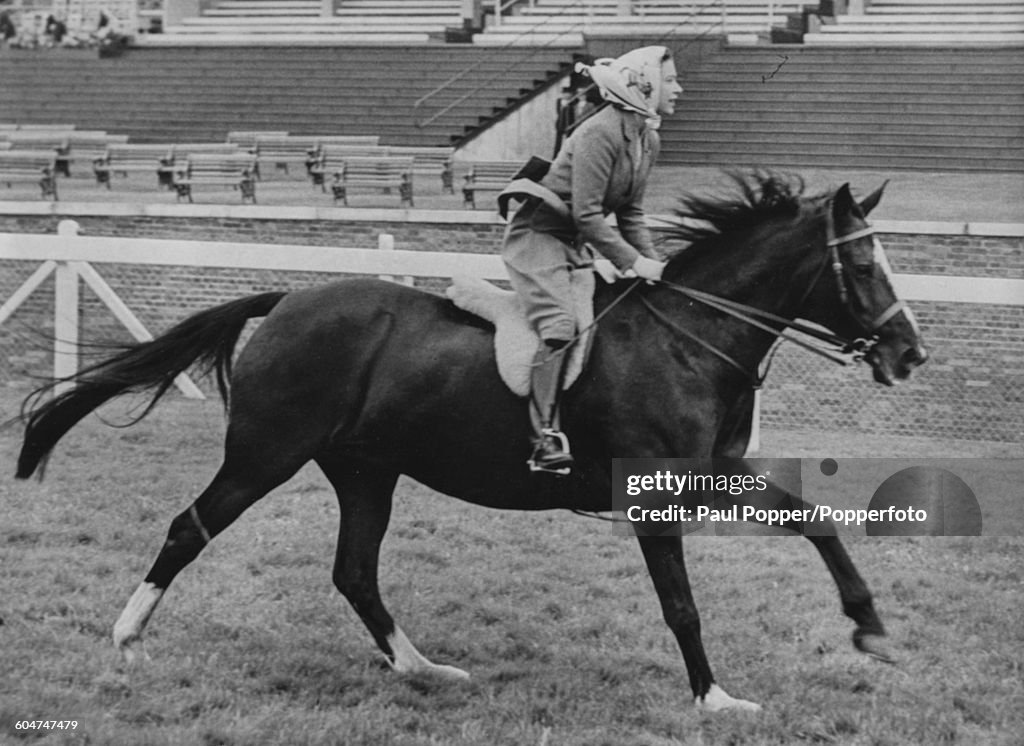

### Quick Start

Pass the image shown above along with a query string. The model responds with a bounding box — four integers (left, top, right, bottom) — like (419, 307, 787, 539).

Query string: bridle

(636, 201, 906, 387)
(824, 222, 908, 333)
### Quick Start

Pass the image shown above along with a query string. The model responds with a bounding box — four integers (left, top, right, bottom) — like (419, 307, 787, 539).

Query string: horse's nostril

(903, 346, 928, 367)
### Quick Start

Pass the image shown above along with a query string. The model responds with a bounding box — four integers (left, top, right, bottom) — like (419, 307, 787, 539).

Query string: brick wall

(1, 213, 1020, 442)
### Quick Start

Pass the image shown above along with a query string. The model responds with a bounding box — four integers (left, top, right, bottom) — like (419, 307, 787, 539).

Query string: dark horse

(16, 173, 926, 712)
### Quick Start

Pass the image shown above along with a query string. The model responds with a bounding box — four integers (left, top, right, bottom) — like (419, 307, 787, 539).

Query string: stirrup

(528, 428, 573, 476)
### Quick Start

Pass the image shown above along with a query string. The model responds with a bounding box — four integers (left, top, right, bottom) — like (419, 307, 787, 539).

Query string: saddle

(445, 271, 596, 397)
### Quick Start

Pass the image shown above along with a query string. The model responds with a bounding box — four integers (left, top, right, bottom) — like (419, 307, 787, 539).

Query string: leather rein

(636, 207, 905, 388)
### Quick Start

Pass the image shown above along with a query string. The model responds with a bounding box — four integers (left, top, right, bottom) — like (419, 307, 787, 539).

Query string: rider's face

(656, 59, 684, 116)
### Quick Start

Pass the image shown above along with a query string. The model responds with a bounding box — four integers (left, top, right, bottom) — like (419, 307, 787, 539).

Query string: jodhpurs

(502, 199, 588, 343)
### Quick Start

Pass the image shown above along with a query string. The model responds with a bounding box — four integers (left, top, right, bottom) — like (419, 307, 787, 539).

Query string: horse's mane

(660, 170, 823, 267)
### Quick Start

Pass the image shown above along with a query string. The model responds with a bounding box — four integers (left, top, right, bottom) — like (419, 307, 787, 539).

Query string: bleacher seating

(171, 152, 258, 203)
(0, 46, 572, 148)
(462, 160, 521, 209)
(309, 143, 390, 188)
(329, 155, 415, 206)
(804, 1, 1024, 45)
(475, 0, 814, 45)
(93, 143, 174, 187)
(227, 130, 290, 150)
(0, 150, 60, 201)
(386, 146, 456, 193)
(660, 40, 1023, 172)
(151, 0, 463, 44)
(65, 131, 131, 176)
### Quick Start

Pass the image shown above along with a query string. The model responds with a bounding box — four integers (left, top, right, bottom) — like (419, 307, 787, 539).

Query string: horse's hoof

(695, 684, 762, 713)
(853, 631, 897, 665)
(429, 663, 471, 681)
(114, 635, 150, 665)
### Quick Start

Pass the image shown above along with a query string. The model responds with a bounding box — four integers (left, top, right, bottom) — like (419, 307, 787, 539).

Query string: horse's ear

(858, 180, 888, 217)
(832, 183, 855, 218)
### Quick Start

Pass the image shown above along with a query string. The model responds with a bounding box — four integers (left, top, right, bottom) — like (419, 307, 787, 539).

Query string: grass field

(0, 392, 1021, 746)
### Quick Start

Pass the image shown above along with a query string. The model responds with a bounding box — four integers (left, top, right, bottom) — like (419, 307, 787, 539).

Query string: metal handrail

(413, 0, 596, 129)
(413, 0, 749, 131)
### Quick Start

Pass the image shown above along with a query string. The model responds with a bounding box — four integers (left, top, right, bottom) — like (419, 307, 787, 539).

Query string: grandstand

(804, 0, 1024, 45)
(155, 0, 466, 45)
(475, 0, 815, 46)
(0, 45, 574, 147)
(0, 0, 1020, 172)
(659, 40, 1023, 172)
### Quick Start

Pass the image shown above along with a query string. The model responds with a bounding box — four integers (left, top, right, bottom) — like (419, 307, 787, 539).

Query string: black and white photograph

(0, 0, 1021, 743)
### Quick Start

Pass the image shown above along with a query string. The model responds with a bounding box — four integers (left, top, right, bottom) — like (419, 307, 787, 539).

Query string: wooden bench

(94, 144, 175, 188)
(5, 131, 73, 175)
(387, 146, 456, 193)
(330, 156, 414, 207)
(310, 143, 390, 189)
(159, 143, 244, 185)
(314, 135, 382, 148)
(171, 153, 258, 204)
(252, 136, 321, 177)
(65, 132, 130, 176)
(0, 150, 60, 200)
(226, 130, 289, 151)
(462, 160, 522, 209)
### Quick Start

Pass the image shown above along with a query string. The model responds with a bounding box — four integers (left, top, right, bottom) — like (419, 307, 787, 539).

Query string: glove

(631, 256, 667, 283)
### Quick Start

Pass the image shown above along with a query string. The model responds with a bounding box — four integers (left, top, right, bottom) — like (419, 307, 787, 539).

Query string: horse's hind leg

(318, 459, 469, 680)
(113, 453, 305, 662)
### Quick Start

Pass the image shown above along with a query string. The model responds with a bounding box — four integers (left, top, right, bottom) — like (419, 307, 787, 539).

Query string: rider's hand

(631, 256, 667, 283)
(593, 259, 626, 283)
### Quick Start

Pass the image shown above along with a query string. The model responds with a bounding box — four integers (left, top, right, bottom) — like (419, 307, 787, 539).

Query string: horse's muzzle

(867, 344, 927, 386)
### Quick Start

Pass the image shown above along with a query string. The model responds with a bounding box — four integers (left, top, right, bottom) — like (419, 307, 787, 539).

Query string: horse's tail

(16, 291, 288, 480)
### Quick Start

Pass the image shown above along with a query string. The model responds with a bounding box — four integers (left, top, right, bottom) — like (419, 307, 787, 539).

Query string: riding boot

(528, 341, 574, 475)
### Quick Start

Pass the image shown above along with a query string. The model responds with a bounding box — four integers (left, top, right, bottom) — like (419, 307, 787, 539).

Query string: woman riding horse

(500, 45, 683, 475)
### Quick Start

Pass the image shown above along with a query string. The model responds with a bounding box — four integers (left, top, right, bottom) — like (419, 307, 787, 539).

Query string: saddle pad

(446, 272, 595, 398)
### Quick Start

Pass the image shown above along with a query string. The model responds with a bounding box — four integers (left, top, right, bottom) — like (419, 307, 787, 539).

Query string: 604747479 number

(15, 721, 78, 730)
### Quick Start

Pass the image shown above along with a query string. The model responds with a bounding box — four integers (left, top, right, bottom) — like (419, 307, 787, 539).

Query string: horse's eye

(854, 264, 874, 278)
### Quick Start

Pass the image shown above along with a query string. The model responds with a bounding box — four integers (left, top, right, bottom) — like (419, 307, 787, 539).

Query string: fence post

(746, 389, 761, 455)
(53, 220, 81, 395)
(378, 233, 414, 286)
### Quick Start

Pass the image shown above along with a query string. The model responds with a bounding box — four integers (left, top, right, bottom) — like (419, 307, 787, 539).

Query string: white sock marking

(696, 683, 762, 713)
(386, 625, 469, 680)
(113, 581, 163, 652)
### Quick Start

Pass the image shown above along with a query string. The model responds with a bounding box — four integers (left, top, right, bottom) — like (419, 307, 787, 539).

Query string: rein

(639, 219, 889, 387)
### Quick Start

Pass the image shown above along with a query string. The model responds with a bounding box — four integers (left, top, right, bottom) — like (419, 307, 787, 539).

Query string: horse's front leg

(711, 464, 895, 664)
(637, 535, 762, 713)
(805, 533, 894, 663)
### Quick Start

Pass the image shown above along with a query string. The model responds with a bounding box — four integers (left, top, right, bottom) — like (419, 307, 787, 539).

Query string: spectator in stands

(94, 8, 113, 41)
(499, 45, 683, 475)
(44, 14, 67, 46)
(0, 11, 16, 46)
(93, 7, 128, 55)
(14, 11, 45, 48)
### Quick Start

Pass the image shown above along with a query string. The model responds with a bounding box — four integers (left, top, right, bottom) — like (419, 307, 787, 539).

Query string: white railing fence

(2, 222, 1021, 449)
